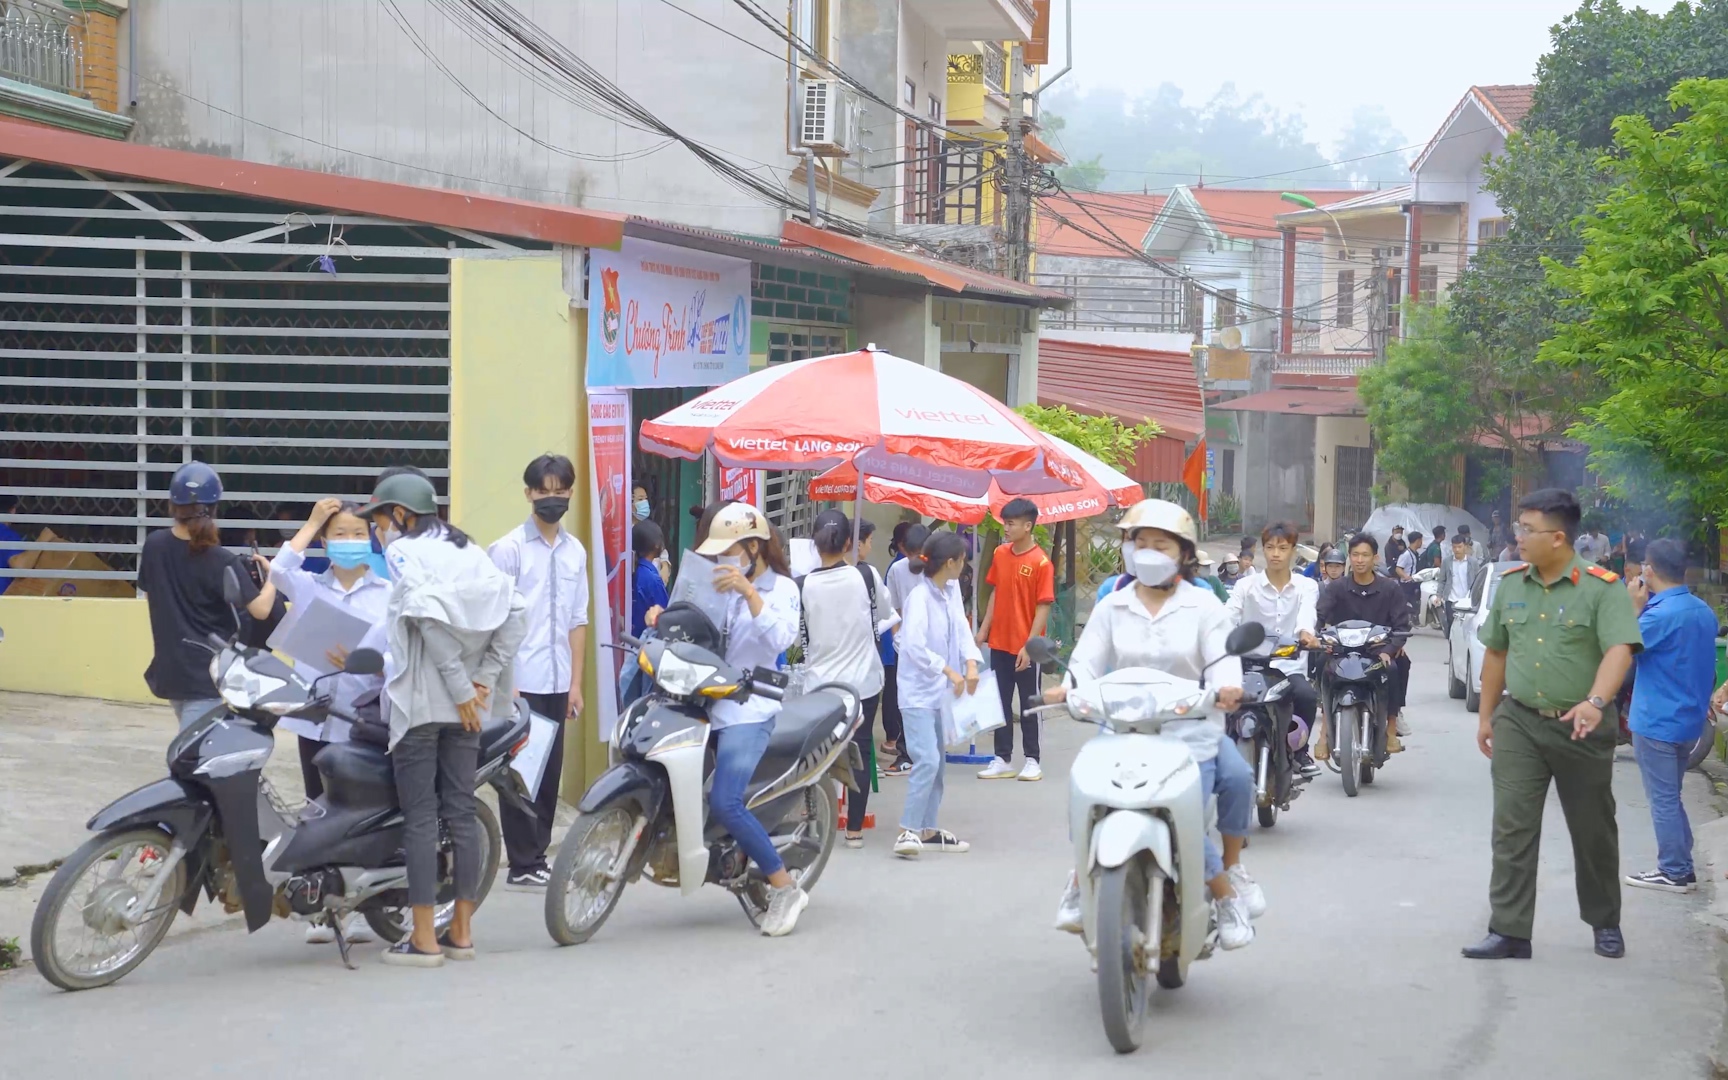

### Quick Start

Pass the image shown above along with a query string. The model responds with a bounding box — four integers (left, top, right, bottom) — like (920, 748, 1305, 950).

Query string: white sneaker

(977, 757, 1019, 779)
(1395, 713, 1412, 737)
(343, 915, 376, 944)
(893, 829, 923, 858)
(305, 922, 335, 945)
(1017, 759, 1044, 782)
(759, 884, 809, 937)
(1215, 895, 1255, 950)
(1054, 875, 1083, 934)
(1227, 865, 1266, 920)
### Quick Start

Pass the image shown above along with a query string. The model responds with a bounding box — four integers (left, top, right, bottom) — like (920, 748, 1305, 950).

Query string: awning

(1212, 388, 1364, 416)
(1037, 336, 1205, 439)
(780, 220, 1068, 305)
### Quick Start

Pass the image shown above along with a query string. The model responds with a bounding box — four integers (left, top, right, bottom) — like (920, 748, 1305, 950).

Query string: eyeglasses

(1511, 523, 1561, 538)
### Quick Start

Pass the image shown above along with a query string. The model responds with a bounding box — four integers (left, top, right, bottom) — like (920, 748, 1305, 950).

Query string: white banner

(587, 237, 751, 388)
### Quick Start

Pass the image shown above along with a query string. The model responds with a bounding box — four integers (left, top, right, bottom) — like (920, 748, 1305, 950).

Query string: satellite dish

(1217, 326, 1243, 351)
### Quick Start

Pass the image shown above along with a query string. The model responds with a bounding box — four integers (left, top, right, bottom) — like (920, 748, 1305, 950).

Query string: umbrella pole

(850, 468, 864, 565)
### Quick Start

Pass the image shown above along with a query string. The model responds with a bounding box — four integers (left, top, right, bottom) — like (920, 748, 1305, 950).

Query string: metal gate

(1335, 445, 1375, 537)
(0, 159, 536, 587)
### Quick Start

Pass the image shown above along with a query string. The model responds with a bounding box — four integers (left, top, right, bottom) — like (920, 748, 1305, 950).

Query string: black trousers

(502, 691, 567, 874)
(846, 694, 883, 832)
(880, 662, 904, 747)
(1389, 653, 1411, 715)
(991, 648, 1042, 762)
(1285, 672, 1318, 729)
(297, 736, 326, 802)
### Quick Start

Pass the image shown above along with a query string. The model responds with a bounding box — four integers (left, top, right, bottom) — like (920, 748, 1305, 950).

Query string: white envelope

(941, 671, 1006, 747)
(510, 711, 559, 802)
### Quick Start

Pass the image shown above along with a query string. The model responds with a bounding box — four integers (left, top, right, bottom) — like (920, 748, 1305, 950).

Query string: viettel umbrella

(638, 346, 1085, 498)
(807, 432, 1143, 525)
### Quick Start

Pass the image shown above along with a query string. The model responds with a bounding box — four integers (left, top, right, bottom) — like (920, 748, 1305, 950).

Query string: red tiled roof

(1475, 84, 1536, 130)
(1036, 190, 1167, 258)
(0, 118, 627, 248)
(1187, 188, 1361, 240)
(781, 220, 1067, 304)
(1211, 387, 1363, 416)
(1036, 337, 1205, 439)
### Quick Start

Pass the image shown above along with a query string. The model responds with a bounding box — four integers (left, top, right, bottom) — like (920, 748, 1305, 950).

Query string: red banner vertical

(718, 465, 760, 509)
(589, 391, 631, 650)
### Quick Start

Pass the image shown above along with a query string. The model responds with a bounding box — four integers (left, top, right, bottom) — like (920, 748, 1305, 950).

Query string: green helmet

(362, 471, 439, 518)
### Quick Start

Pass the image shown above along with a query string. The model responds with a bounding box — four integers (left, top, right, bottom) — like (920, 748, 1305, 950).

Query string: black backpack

(794, 562, 879, 660)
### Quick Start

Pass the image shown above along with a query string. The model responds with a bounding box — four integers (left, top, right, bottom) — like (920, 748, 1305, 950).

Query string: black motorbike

(31, 568, 534, 990)
(544, 604, 862, 944)
(1230, 641, 1311, 827)
(1317, 620, 1400, 797)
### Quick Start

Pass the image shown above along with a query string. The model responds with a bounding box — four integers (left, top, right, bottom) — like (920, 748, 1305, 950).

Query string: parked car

(1447, 561, 1518, 712)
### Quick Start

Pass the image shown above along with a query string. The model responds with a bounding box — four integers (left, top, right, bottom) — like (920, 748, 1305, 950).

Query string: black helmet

(361, 471, 439, 518)
(169, 461, 223, 506)
(1322, 548, 1346, 566)
(652, 602, 723, 653)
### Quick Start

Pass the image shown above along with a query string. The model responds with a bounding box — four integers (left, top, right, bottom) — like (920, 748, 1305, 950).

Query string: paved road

(2, 635, 1721, 1078)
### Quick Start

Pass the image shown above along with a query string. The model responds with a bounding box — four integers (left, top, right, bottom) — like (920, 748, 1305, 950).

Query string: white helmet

(1116, 498, 1198, 545)
(695, 501, 774, 556)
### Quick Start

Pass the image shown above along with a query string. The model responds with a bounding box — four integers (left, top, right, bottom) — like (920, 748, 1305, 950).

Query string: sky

(1062, 0, 1580, 151)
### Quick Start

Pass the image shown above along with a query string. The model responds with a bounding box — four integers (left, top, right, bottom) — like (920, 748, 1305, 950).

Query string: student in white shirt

(800, 511, 897, 847)
(487, 454, 589, 890)
(1226, 521, 1322, 777)
(261, 496, 391, 946)
(893, 529, 981, 859)
(879, 522, 929, 775)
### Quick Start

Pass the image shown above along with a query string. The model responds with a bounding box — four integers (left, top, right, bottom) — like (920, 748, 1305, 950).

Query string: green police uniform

(1478, 554, 1643, 939)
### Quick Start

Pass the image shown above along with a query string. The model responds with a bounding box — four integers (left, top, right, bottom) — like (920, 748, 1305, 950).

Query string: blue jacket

(632, 556, 670, 639)
(1630, 586, 1719, 742)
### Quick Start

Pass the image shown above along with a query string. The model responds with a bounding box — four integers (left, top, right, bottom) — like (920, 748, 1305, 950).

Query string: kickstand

(331, 913, 356, 970)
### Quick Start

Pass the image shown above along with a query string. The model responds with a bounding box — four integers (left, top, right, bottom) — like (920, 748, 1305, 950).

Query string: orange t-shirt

(985, 542, 1056, 653)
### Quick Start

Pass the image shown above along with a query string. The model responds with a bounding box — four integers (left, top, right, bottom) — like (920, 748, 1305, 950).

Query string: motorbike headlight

(646, 722, 709, 758)
(655, 651, 718, 698)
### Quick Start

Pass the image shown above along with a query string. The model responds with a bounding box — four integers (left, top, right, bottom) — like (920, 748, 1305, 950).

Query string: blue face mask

(326, 539, 373, 569)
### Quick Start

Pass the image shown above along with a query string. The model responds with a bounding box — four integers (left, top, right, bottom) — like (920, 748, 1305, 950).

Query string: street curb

(1691, 755, 1728, 1078)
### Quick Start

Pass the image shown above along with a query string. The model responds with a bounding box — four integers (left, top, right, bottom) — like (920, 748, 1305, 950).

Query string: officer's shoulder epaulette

(1500, 562, 1528, 575)
(1586, 565, 1620, 583)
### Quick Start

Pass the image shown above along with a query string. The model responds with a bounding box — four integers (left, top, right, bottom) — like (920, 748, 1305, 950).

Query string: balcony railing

(0, 0, 84, 98)
(982, 42, 1006, 93)
(1274, 353, 1381, 377)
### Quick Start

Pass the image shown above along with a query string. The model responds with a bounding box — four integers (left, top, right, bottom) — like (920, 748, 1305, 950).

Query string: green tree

(1541, 78, 1728, 516)
(1016, 403, 1160, 468)
(1054, 153, 1107, 192)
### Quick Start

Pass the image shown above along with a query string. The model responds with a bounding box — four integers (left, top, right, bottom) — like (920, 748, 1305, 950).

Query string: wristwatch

(1586, 695, 1607, 710)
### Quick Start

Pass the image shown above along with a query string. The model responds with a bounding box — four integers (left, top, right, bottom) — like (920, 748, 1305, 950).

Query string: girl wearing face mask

(642, 502, 808, 937)
(1047, 499, 1263, 952)
(266, 496, 392, 945)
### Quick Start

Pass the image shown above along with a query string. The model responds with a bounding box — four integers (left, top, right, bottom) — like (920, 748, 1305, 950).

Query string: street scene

(4, 1, 1728, 1077)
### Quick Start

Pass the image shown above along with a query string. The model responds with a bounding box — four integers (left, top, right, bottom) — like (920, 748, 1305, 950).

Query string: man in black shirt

(1317, 532, 1413, 753)
(1383, 525, 1407, 573)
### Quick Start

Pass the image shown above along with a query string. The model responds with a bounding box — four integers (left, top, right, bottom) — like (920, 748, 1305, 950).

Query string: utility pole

(1367, 250, 1388, 361)
(1003, 43, 1032, 282)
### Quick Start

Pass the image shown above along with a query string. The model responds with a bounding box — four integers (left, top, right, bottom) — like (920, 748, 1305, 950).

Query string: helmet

(169, 461, 223, 505)
(1116, 499, 1198, 546)
(1322, 547, 1346, 566)
(695, 501, 773, 556)
(362, 471, 439, 518)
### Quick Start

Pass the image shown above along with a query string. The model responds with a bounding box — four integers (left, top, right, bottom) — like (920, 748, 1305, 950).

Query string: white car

(1447, 561, 1519, 711)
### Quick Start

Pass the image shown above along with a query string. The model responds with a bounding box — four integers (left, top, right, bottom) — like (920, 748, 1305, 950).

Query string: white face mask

(1127, 546, 1180, 589)
(715, 553, 749, 571)
(375, 521, 403, 548)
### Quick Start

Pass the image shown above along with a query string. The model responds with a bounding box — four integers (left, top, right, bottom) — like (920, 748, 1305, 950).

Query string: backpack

(794, 561, 879, 662)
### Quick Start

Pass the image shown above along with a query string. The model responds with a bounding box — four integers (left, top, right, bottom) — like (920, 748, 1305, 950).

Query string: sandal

(844, 833, 865, 849)
(437, 932, 476, 961)
(380, 940, 444, 968)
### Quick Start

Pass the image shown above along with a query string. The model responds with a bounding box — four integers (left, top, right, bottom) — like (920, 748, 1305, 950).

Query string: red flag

(1182, 438, 1208, 521)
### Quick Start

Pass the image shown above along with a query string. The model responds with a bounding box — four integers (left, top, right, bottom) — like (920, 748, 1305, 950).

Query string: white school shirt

(800, 561, 897, 699)
(488, 520, 589, 696)
(1225, 569, 1317, 677)
(895, 576, 983, 711)
(1069, 580, 1242, 763)
(709, 569, 801, 731)
(1449, 557, 1473, 602)
(268, 545, 390, 742)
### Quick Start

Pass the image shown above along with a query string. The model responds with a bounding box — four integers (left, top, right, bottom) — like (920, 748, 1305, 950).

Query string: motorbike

(1230, 640, 1312, 828)
(1317, 620, 1402, 797)
(543, 604, 863, 944)
(30, 567, 534, 991)
(1026, 622, 1266, 1055)
(1415, 566, 1443, 628)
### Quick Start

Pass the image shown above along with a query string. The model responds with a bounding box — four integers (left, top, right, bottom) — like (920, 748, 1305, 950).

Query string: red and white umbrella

(638, 347, 1084, 497)
(806, 432, 1143, 525)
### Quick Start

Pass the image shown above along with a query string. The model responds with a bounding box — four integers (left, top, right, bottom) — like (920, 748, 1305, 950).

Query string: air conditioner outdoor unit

(800, 79, 857, 157)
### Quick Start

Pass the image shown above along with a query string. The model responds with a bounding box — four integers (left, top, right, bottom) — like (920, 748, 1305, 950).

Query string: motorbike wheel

(544, 804, 639, 946)
(1095, 859, 1154, 1054)
(1464, 657, 1480, 713)
(1257, 802, 1279, 828)
(1688, 717, 1719, 770)
(1338, 708, 1359, 798)
(32, 827, 186, 992)
(775, 781, 839, 893)
(364, 799, 502, 945)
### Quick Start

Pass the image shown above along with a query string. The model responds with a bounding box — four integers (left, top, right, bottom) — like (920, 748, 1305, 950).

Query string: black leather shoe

(1461, 931, 1532, 959)
(1594, 927, 1625, 959)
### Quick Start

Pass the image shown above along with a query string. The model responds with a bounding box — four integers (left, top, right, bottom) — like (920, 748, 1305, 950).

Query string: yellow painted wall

(449, 256, 605, 797)
(0, 596, 155, 703)
(1313, 416, 1372, 541)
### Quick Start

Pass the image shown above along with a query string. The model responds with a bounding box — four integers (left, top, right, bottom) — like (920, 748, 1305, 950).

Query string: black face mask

(532, 496, 569, 524)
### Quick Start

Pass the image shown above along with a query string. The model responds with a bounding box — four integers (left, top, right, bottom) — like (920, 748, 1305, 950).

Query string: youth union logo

(731, 295, 747, 356)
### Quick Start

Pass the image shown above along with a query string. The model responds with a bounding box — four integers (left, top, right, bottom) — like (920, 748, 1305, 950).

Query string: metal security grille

(1335, 445, 1375, 535)
(0, 160, 534, 584)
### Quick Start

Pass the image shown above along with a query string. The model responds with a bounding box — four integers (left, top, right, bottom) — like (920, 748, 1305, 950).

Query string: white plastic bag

(511, 711, 559, 801)
(941, 671, 1005, 747)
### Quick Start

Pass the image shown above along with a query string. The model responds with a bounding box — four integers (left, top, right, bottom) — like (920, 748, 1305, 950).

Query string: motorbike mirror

(222, 565, 243, 606)
(1226, 622, 1267, 656)
(1023, 636, 1062, 667)
(343, 647, 384, 676)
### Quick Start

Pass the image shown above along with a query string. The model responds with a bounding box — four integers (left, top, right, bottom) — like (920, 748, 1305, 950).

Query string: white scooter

(1027, 621, 1266, 1055)
(1415, 566, 1442, 628)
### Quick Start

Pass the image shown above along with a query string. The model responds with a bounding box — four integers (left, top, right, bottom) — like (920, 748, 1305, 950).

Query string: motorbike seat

(748, 690, 851, 792)
(479, 699, 532, 762)
(314, 740, 394, 803)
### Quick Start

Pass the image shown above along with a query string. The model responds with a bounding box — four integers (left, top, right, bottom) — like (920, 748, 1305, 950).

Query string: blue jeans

(710, 720, 785, 877)
(1633, 732, 1694, 879)
(170, 698, 223, 731)
(900, 707, 944, 832)
(1197, 737, 1254, 880)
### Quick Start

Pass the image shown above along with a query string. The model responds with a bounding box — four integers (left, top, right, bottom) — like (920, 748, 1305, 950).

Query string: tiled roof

(1036, 190, 1167, 258)
(1475, 84, 1536, 130)
(1186, 188, 1361, 240)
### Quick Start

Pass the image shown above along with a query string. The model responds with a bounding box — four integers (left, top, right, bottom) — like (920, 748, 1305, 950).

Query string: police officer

(1463, 488, 1643, 962)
